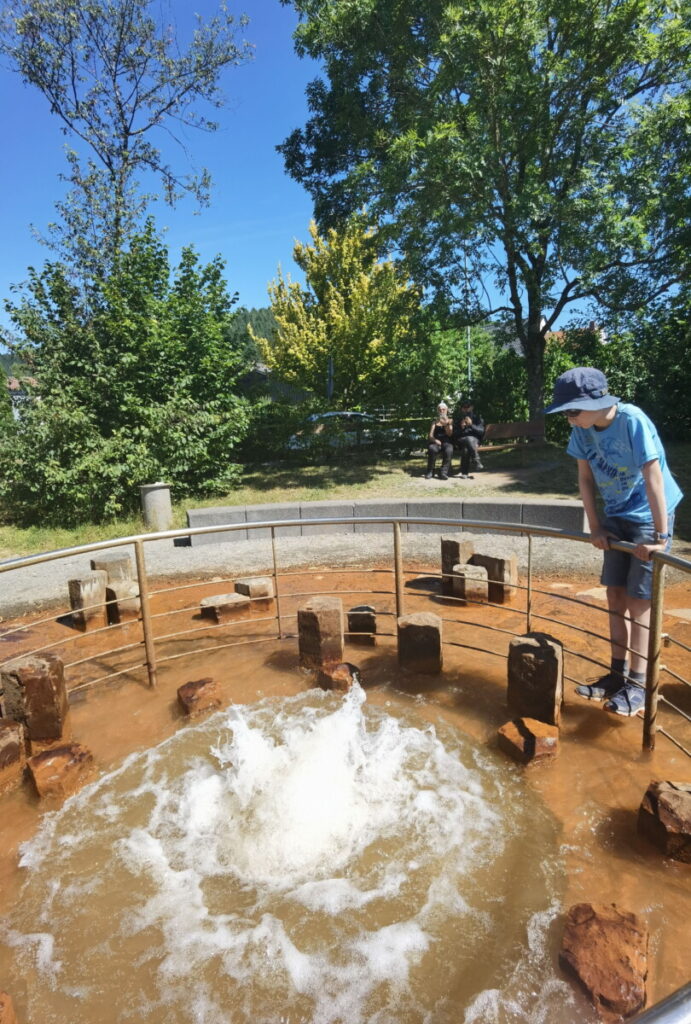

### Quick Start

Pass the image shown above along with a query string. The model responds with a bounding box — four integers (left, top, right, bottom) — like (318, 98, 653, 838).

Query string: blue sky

(0, 1, 319, 332)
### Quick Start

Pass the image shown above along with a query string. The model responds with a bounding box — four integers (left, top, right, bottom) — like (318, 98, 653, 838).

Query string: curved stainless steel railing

(1, 516, 690, 755)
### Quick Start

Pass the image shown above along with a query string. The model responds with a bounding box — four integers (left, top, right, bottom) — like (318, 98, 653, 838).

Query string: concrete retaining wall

(186, 497, 586, 545)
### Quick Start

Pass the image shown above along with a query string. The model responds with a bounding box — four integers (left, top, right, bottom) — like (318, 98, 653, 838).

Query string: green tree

(280, 0, 690, 417)
(251, 216, 424, 409)
(0, 225, 252, 525)
(0, 0, 252, 272)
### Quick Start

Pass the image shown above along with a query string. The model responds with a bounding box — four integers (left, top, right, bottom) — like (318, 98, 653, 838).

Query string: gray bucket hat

(544, 367, 620, 414)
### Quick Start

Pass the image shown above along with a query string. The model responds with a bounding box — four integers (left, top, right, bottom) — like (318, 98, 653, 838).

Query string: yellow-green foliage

(251, 217, 422, 407)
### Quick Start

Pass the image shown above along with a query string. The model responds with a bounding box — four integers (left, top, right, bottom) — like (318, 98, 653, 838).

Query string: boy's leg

(575, 583, 630, 700)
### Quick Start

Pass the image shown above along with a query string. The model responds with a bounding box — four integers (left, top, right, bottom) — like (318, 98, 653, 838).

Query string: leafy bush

(0, 226, 253, 526)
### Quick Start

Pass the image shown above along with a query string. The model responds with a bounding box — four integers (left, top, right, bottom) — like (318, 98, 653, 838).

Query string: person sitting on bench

(425, 401, 454, 479)
(454, 400, 485, 477)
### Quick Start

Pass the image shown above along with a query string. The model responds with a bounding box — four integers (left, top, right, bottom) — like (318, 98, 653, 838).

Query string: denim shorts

(600, 513, 675, 600)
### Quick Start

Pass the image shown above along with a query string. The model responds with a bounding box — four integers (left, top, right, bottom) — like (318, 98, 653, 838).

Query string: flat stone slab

(27, 743, 95, 801)
(638, 780, 691, 862)
(200, 593, 251, 623)
(576, 587, 608, 602)
(178, 677, 223, 718)
(559, 903, 648, 1022)
(665, 607, 691, 622)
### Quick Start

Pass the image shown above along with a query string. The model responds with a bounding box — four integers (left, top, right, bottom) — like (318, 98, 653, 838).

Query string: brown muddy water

(0, 565, 690, 1024)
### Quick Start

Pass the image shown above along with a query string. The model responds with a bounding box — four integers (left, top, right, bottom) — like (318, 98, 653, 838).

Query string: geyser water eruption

(1, 686, 585, 1023)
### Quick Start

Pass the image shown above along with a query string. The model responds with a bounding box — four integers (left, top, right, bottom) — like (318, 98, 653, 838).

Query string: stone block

(89, 551, 133, 581)
(440, 535, 475, 595)
(0, 653, 69, 740)
(68, 570, 108, 630)
(521, 499, 587, 533)
(298, 597, 344, 670)
(559, 903, 648, 1022)
(497, 718, 559, 765)
(105, 580, 141, 624)
(451, 562, 488, 603)
(177, 677, 223, 718)
(0, 991, 18, 1024)
(27, 743, 95, 801)
(398, 612, 442, 674)
(0, 719, 26, 795)
(406, 499, 463, 534)
(461, 499, 522, 535)
(200, 592, 251, 624)
(470, 552, 518, 603)
(507, 633, 563, 726)
(354, 499, 407, 534)
(187, 506, 248, 545)
(235, 576, 274, 599)
(347, 605, 376, 645)
(637, 781, 691, 863)
(316, 662, 362, 692)
(245, 503, 301, 539)
(300, 501, 355, 535)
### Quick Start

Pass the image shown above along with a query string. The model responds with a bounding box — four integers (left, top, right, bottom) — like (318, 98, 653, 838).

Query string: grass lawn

(1, 441, 689, 560)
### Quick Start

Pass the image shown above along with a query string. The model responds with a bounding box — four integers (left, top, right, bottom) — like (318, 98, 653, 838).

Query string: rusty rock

(0, 719, 26, 795)
(28, 743, 95, 801)
(317, 662, 362, 692)
(638, 780, 691, 863)
(177, 677, 223, 718)
(0, 653, 69, 741)
(0, 991, 18, 1024)
(507, 632, 563, 726)
(559, 903, 648, 1022)
(497, 717, 559, 765)
(397, 612, 442, 674)
(298, 597, 344, 670)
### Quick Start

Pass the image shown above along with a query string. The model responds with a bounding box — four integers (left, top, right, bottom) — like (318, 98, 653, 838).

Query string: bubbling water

(1, 686, 586, 1023)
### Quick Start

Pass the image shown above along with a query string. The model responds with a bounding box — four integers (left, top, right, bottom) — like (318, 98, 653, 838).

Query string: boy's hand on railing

(589, 525, 618, 550)
(633, 540, 667, 562)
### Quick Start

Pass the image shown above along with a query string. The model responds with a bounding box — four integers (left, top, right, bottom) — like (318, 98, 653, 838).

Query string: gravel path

(0, 526, 608, 620)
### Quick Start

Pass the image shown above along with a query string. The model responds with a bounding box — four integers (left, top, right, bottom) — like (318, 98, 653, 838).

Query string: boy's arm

(633, 459, 669, 561)
(577, 459, 617, 549)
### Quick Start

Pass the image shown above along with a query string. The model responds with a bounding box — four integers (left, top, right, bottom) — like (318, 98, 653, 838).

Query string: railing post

(134, 539, 157, 689)
(643, 557, 666, 751)
(393, 520, 404, 620)
(526, 533, 533, 634)
(270, 526, 283, 639)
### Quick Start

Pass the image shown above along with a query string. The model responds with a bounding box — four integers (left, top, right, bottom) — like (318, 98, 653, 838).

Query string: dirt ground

(1, 561, 690, 1015)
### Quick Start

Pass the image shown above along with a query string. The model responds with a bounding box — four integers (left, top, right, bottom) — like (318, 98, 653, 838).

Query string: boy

(545, 367, 683, 716)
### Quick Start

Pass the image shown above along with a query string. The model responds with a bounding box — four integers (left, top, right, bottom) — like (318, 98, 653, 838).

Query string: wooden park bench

(479, 419, 544, 453)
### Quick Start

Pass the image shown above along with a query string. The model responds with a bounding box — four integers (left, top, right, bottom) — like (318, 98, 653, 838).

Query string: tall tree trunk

(524, 315, 546, 427)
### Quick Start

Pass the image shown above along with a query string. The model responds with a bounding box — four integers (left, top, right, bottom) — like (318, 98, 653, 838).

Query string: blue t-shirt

(567, 403, 683, 522)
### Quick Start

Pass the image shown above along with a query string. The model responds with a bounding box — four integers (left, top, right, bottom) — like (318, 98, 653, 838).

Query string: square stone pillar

(235, 576, 275, 613)
(398, 612, 442, 674)
(441, 536, 475, 595)
(0, 720, 27, 795)
(507, 632, 563, 725)
(68, 570, 108, 630)
(451, 563, 488, 603)
(470, 553, 518, 604)
(90, 552, 133, 581)
(0, 653, 69, 740)
(298, 597, 344, 669)
(347, 605, 376, 645)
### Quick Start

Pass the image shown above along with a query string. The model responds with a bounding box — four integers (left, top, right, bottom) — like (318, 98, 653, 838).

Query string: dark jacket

(454, 412, 485, 443)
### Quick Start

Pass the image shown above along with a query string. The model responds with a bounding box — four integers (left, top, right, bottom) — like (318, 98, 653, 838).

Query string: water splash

(1, 685, 581, 1023)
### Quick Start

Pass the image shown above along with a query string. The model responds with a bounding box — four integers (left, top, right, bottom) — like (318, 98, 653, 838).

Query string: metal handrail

(632, 982, 691, 1024)
(1, 516, 690, 753)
